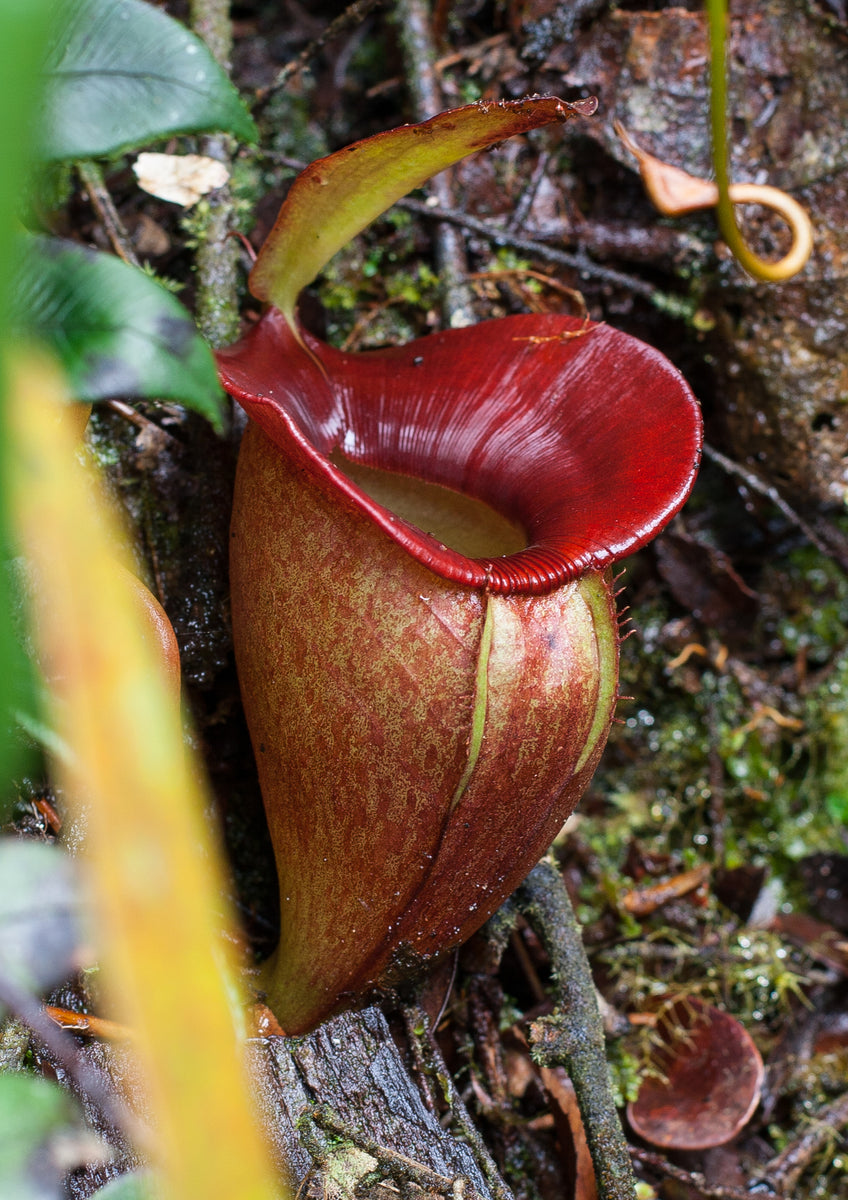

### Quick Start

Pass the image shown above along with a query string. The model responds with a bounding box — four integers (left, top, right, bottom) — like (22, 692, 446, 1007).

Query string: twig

(256, 0, 385, 101)
(394, 0, 475, 328)
(434, 948, 461, 1030)
(189, 0, 241, 349)
(0, 971, 141, 1145)
(763, 1089, 848, 1195)
(401, 1003, 513, 1200)
(507, 150, 551, 234)
(518, 859, 637, 1200)
(630, 1146, 777, 1200)
(366, 34, 510, 99)
(396, 195, 661, 302)
(189, 0, 232, 70)
(701, 443, 842, 565)
(306, 1103, 481, 1199)
(105, 399, 181, 445)
(77, 161, 140, 268)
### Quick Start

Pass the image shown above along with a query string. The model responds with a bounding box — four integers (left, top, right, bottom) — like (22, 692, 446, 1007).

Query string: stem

(396, 195, 661, 303)
(701, 443, 840, 564)
(257, 0, 385, 102)
(707, 0, 812, 282)
(78, 161, 140, 268)
(401, 1003, 513, 1200)
(764, 1089, 848, 1195)
(309, 1104, 481, 1198)
(189, 0, 241, 349)
(189, 0, 232, 71)
(518, 860, 637, 1200)
(631, 1146, 776, 1200)
(394, 0, 475, 328)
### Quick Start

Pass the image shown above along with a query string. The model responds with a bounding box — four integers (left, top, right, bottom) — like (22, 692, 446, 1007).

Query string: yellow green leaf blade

(250, 95, 597, 324)
(8, 350, 280, 1200)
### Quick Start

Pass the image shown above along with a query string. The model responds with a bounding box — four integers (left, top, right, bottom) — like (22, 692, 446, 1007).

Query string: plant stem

(518, 859, 637, 1200)
(397, 195, 660, 302)
(701, 443, 842, 566)
(764, 1089, 848, 1195)
(189, 0, 241, 349)
(78, 161, 140, 268)
(308, 1103, 482, 1199)
(257, 0, 385, 102)
(630, 1146, 776, 1200)
(189, 0, 232, 72)
(394, 0, 475, 328)
(401, 1002, 514, 1200)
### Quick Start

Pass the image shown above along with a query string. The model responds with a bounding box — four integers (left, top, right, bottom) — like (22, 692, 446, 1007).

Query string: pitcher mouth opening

(328, 448, 527, 561)
(217, 306, 703, 597)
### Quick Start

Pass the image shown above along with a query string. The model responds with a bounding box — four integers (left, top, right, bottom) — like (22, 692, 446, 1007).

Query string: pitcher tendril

(616, 0, 813, 284)
(707, 0, 812, 281)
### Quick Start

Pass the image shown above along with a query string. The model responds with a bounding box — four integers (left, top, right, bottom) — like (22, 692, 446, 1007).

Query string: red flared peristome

(218, 308, 702, 594)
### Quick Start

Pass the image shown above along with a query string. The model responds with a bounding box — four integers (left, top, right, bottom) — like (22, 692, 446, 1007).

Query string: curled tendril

(706, 0, 812, 282)
(616, 0, 813, 284)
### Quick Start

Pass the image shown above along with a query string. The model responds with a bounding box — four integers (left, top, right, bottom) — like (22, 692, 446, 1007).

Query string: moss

(317, 237, 441, 349)
(563, 523, 848, 1064)
(228, 156, 263, 234)
(606, 1040, 641, 1107)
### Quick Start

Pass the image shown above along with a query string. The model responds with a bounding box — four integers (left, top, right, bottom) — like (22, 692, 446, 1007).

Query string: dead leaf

(621, 864, 711, 917)
(133, 153, 229, 206)
(627, 996, 764, 1151)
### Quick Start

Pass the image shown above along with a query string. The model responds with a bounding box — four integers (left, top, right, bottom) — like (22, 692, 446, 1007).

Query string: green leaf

(0, 1073, 79, 1200)
(41, 0, 256, 161)
(16, 237, 226, 429)
(250, 95, 597, 324)
(0, 0, 55, 803)
(0, 839, 82, 1015)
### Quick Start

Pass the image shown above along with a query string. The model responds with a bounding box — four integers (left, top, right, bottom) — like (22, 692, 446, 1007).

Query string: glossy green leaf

(0, 0, 54, 805)
(17, 237, 225, 429)
(250, 95, 597, 323)
(41, 0, 256, 161)
(0, 1073, 79, 1200)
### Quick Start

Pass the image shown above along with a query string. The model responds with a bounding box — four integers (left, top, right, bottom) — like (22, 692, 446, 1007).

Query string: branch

(189, 0, 241, 349)
(518, 859, 637, 1200)
(394, 0, 475, 328)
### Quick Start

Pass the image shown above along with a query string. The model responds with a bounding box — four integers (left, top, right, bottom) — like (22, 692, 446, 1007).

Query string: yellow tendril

(615, 0, 813, 284)
(707, 0, 812, 281)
